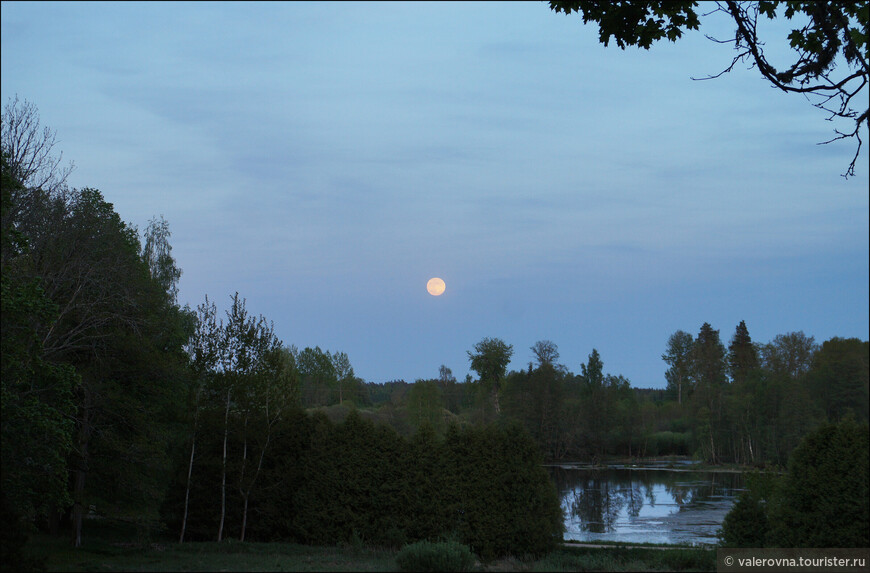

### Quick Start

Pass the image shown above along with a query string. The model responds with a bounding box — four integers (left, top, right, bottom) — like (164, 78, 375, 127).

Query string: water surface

(548, 461, 744, 546)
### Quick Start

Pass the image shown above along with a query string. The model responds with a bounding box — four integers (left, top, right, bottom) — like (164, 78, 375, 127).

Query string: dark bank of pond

(546, 460, 744, 546)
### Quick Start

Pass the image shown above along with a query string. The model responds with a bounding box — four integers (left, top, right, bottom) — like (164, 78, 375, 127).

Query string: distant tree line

(368, 323, 866, 469)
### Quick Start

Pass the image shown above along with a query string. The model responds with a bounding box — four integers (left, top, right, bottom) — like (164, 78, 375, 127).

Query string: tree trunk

(240, 495, 249, 542)
(179, 429, 196, 543)
(72, 389, 92, 548)
(237, 415, 249, 541)
(239, 420, 272, 542)
(217, 388, 230, 542)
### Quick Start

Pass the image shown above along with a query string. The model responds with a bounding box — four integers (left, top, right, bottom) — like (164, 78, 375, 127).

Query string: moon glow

(426, 277, 446, 296)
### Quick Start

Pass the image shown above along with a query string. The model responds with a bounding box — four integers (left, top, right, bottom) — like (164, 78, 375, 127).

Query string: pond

(547, 460, 744, 546)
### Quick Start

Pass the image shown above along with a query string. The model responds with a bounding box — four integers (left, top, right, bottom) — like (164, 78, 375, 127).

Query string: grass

(30, 534, 399, 572)
(537, 545, 716, 572)
(21, 520, 715, 572)
(561, 539, 706, 548)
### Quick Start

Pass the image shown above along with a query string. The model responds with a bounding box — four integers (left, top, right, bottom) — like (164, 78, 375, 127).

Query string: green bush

(718, 419, 869, 549)
(718, 472, 779, 547)
(441, 422, 564, 561)
(767, 419, 869, 547)
(395, 540, 475, 572)
(162, 409, 563, 557)
(649, 431, 691, 456)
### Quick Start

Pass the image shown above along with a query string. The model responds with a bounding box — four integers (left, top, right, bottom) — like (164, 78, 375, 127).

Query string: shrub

(441, 422, 564, 561)
(650, 431, 691, 456)
(767, 419, 869, 547)
(719, 419, 870, 549)
(718, 472, 779, 547)
(395, 540, 475, 572)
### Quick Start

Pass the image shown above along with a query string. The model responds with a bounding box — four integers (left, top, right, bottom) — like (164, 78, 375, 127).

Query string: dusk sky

(2, 1, 867, 388)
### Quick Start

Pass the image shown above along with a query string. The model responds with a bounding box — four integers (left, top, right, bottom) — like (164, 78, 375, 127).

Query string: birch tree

(179, 295, 222, 543)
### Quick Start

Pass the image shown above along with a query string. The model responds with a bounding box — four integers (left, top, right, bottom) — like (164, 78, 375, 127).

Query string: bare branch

(701, 1, 870, 177)
(1, 94, 75, 192)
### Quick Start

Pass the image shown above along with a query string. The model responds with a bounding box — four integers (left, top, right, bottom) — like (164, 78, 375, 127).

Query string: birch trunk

(217, 387, 230, 542)
(179, 422, 197, 543)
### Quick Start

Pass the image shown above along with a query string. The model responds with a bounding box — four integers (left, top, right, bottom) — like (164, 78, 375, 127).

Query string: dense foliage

(720, 419, 870, 548)
(162, 410, 563, 560)
(2, 101, 194, 548)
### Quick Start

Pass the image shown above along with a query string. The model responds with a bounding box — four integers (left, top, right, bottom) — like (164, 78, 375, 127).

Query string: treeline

(492, 323, 868, 466)
(2, 99, 194, 548)
(332, 326, 867, 469)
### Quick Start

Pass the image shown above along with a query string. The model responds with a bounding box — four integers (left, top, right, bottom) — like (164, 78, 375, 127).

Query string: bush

(767, 419, 869, 547)
(649, 431, 691, 456)
(719, 419, 870, 549)
(396, 540, 475, 572)
(441, 422, 564, 561)
(718, 472, 779, 547)
(0, 493, 45, 572)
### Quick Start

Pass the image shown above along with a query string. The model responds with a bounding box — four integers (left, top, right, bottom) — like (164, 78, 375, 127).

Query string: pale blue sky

(2, 1, 867, 386)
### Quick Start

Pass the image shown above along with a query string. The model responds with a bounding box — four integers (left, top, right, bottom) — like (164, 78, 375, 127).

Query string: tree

(142, 215, 182, 304)
(467, 337, 514, 417)
(216, 292, 282, 542)
(1, 94, 74, 194)
(331, 351, 354, 405)
(531, 340, 560, 367)
(759, 331, 818, 380)
(549, 1, 869, 177)
(728, 320, 759, 386)
(297, 346, 337, 407)
(1, 153, 77, 525)
(437, 364, 461, 414)
(3, 101, 192, 546)
(580, 348, 604, 389)
(805, 337, 869, 422)
(691, 323, 728, 462)
(579, 349, 610, 457)
(529, 363, 569, 459)
(407, 379, 445, 434)
(767, 419, 869, 547)
(236, 342, 298, 541)
(35, 187, 189, 547)
(179, 295, 223, 543)
(662, 330, 694, 404)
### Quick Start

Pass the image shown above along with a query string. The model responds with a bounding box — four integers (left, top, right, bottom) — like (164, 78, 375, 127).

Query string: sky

(2, 1, 868, 388)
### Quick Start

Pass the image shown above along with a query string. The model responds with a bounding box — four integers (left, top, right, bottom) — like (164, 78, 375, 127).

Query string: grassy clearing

(30, 534, 399, 572)
(26, 539, 716, 572)
(537, 545, 715, 571)
(23, 522, 715, 572)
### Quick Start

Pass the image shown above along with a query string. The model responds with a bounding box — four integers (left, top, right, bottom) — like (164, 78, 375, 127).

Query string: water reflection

(549, 464, 744, 545)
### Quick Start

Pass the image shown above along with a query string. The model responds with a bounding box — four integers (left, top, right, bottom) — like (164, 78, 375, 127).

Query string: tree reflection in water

(550, 465, 743, 542)
(567, 470, 653, 532)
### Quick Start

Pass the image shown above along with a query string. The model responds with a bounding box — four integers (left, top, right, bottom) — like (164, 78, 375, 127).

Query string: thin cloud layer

(2, 1, 867, 386)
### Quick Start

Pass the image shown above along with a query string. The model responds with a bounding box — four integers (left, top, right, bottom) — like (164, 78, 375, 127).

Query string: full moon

(426, 277, 446, 296)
